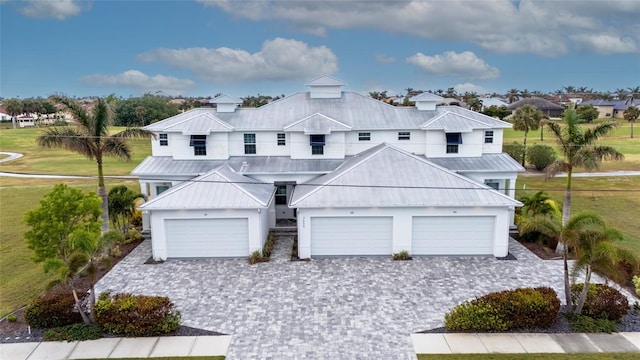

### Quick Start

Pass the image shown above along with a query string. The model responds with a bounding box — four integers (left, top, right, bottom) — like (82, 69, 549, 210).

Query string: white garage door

(412, 216, 494, 255)
(165, 218, 249, 258)
(310, 217, 393, 256)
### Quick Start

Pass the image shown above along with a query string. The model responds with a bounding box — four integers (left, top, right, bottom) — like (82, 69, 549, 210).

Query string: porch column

(507, 177, 516, 199)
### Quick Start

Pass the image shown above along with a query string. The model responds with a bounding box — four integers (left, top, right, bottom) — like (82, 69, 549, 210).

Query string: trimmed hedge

(571, 283, 628, 321)
(24, 292, 83, 328)
(445, 287, 560, 332)
(44, 323, 103, 341)
(95, 292, 181, 337)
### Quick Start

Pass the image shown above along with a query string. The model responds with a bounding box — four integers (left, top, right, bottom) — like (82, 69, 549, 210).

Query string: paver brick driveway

(95, 237, 614, 360)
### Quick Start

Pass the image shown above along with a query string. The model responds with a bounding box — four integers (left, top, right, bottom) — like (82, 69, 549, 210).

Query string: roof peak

(305, 74, 346, 87)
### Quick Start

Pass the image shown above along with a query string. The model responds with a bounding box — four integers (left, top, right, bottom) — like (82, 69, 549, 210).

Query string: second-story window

(359, 132, 371, 141)
(244, 133, 256, 154)
(277, 133, 286, 146)
(159, 133, 168, 146)
(310, 134, 325, 155)
(446, 133, 463, 154)
(484, 130, 494, 144)
(398, 131, 410, 140)
(190, 135, 207, 156)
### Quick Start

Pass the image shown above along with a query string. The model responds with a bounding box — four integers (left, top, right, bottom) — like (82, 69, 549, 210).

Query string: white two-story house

(134, 75, 523, 260)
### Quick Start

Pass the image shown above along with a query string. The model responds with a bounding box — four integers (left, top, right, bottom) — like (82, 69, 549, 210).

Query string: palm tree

(545, 109, 623, 230)
(108, 185, 146, 233)
(563, 213, 624, 314)
(506, 88, 520, 103)
(37, 96, 153, 234)
(623, 106, 639, 139)
(512, 104, 543, 166)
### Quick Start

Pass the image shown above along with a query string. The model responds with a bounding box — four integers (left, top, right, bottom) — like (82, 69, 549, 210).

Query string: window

(358, 132, 371, 141)
(275, 185, 287, 205)
(398, 131, 410, 140)
(485, 181, 500, 191)
(484, 130, 494, 144)
(156, 185, 170, 195)
(244, 133, 256, 154)
(277, 133, 286, 146)
(310, 134, 325, 155)
(190, 135, 207, 156)
(159, 133, 168, 146)
(446, 132, 463, 154)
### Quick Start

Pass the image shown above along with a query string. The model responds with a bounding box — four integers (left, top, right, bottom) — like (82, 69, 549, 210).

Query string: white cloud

(137, 38, 338, 83)
(80, 70, 196, 96)
(453, 83, 492, 95)
(407, 51, 500, 80)
(197, 0, 640, 56)
(18, 0, 84, 20)
(570, 34, 638, 54)
(374, 54, 396, 64)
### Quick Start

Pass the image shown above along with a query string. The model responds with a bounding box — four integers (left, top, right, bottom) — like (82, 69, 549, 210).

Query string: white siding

(482, 129, 504, 154)
(425, 130, 484, 157)
(344, 130, 424, 156)
(151, 133, 173, 156)
(309, 86, 342, 98)
(172, 133, 229, 160)
(289, 132, 345, 159)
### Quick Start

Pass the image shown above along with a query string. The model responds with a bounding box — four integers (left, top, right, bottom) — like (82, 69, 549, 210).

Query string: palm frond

(91, 98, 114, 139)
(50, 96, 92, 130)
(545, 160, 570, 178)
(113, 127, 156, 140)
(102, 137, 132, 161)
(36, 127, 97, 160)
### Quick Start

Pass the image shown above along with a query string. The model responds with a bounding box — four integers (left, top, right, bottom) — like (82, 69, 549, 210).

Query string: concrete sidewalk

(0, 335, 231, 359)
(412, 332, 640, 354)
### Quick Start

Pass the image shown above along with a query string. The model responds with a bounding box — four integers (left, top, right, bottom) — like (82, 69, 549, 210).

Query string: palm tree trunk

(563, 245, 572, 308)
(632, 121, 634, 139)
(521, 132, 528, 167)
(97, 158, 110, 234)
(562, 169, 572, 227)
(72, 288, 91, 324)
(88, 261, 97, 323)
(575, 267, 592, 314)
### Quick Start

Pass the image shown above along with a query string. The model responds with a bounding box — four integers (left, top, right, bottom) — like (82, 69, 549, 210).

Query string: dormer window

(159, 133, 168, 146)
(446, 133, 463, 154)
(310, 135, 325, 155)
(190, 135, 207, 156)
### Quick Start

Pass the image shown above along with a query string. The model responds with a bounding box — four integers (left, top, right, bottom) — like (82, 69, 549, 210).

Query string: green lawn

(418, 354, 639, 360)
(0, 178, 140, 317)
(0, 127, 150, 175)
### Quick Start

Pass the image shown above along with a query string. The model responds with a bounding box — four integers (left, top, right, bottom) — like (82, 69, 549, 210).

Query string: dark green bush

(565, 313, 618, 333)
(526, 145, 557, 170)
(503, 142, 525, 165)
(44, 323, 103, 341)
(445, 287, 560, 332)
(24, 293, 83, 328)
(392, 251, 412, 260)
(262, 232, 276, 258)
(571, 283, 628, 320)
(95, 292, 180, 337)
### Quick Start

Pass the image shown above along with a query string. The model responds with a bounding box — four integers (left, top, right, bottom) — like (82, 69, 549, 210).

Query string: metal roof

(305, 75, 345, 86)
(139, 165, 274, 210)
(210, 94, 242, 104)
(145, 92, 513, 133)
(421, 111, 493, 132)
(132, 156, 345, 177)
(410, 92, 445, 102)
(290, 143, 522, 208)
(427, 153, 525, 173)
(284, 113, 352, 134)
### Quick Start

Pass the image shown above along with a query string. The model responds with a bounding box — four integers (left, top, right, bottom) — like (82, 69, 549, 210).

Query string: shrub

(130, 210, 143, 228)
(44, 323, 102, 341)
(571, 283, 629, 320)
(445, 302, 509, 332)
(444, 287, 560, 332)
(24, 293, 83, 328)
(248, 250, 267, 265)
(633, 276, 640, 296)
(262, 232, 276, 259)
(6, 314, 17, 323)
(526, 145, 556, 170)
(125, 227, 143, 243)
(102, 230, 125, 245)
(392, 251, 412, 260)
(503, 142, 525, 165)
(565, 313, 617, 333)
(95, 292, 180, 337)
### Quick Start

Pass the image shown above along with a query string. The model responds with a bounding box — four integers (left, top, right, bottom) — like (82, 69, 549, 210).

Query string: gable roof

(144, 110, 233, 133)
(421, 111, 493, 132)
(210, 94, 242, 104)
(139, 165, 274, 210)
(284, 113, 352, 134)
(305, 74, 345, 87)
(409, 92, 445, 102)
(290, 143, 521, 208)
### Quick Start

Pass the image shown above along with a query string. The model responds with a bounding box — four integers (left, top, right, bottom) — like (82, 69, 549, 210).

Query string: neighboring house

(134, 75, 523, 261)
(17, 114, 36, 128)
(507, 97, 564, 118)
(577, 99, 640, 119)
(480, 97, 508, 111)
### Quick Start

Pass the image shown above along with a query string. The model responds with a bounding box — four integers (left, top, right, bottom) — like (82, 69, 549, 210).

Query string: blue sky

(1, 0, 639, 99)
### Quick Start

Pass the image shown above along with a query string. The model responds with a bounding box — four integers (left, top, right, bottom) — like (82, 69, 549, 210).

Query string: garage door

(412, 216, 494, 255)
(310, 217, 393, 256)
(165, 218, 249, 258)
